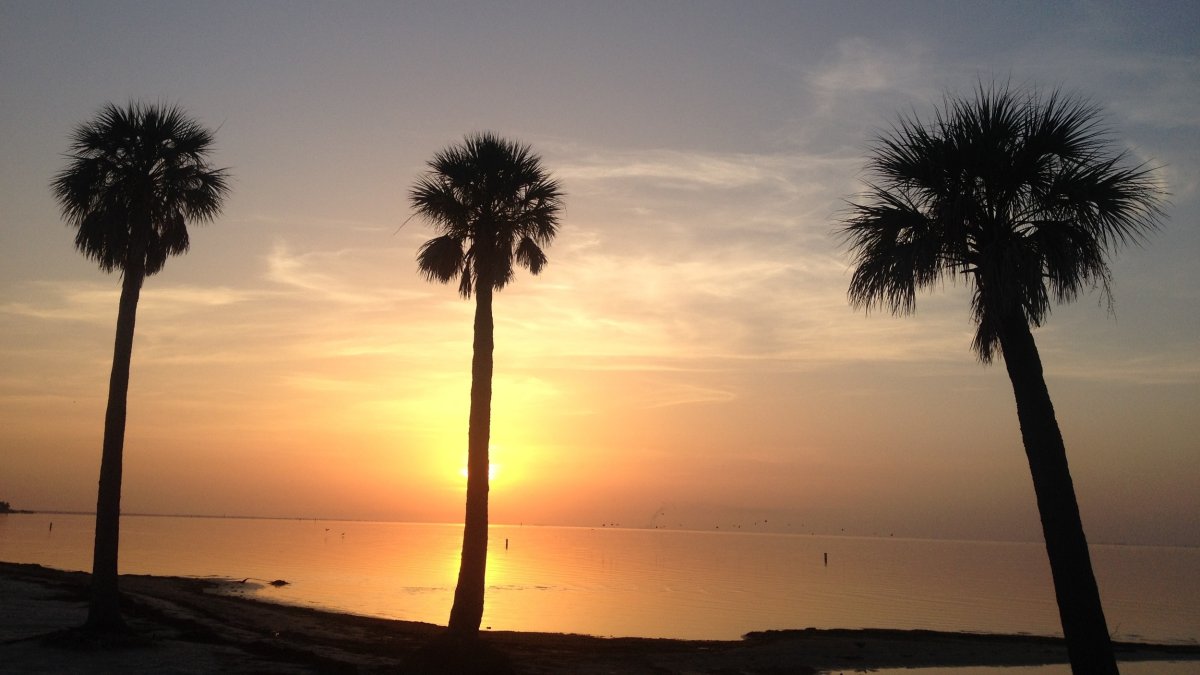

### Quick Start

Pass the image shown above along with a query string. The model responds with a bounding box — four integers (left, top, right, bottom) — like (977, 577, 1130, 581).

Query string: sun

(455, 442, 507, 483)
(459, 464, 499, 481)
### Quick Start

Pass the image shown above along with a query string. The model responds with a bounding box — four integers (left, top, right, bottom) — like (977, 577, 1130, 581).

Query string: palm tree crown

(411, 132, 563, 296)
(840, 85, 1163, 360)
(51, 102, 229, 278)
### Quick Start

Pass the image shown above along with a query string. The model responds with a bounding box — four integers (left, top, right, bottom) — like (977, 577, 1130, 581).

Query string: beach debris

(235, 577, 290, 587)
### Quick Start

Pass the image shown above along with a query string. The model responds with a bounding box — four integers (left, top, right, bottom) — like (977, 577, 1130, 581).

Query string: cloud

(238, 213, 394, 232)
(806, 37, 929, 95)
(266, 242, 386, 305)
(799, 37, 941, 134)
(484, 245, 977, 376)
(0, 286, 117, 324)
(0, 281, 253, 324)
(551, 141, 857, 200)
(1046, 344, 1200, 387)
(557, 149, 827, 194)
(643, 382, 738, 408)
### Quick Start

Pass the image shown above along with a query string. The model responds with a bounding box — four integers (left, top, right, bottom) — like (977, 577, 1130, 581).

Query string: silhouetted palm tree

(51, 102, 229, 632)
(410, 133, 563, 636)
(839, 85, 1162, 674)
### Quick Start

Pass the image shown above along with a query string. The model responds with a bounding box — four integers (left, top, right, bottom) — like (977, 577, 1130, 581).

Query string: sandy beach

(2, 562, 1197, 674)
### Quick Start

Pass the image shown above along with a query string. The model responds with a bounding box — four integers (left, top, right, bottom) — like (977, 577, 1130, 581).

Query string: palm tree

(838, 85, 1162, 674)
(51, 102, 229, 632)
(410, 132, 563, 637)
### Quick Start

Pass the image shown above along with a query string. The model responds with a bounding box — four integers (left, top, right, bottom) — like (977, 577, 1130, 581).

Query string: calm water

(1, 513, 1197, 647)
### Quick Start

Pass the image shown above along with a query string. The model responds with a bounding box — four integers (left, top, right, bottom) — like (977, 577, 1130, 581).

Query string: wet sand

(1, 561, 1196, 674)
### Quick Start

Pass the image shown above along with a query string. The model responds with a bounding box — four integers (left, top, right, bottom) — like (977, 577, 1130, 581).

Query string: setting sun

(460, 464, 499, 482)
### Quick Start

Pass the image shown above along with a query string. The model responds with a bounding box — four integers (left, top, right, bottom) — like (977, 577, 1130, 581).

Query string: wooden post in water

(823, 552, 828, 566)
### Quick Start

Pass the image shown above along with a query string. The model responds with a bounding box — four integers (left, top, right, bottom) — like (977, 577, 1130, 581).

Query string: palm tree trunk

(999, 318, 1118, 674)
(447, 284, 494, 635)
(86, 262, 144, 631)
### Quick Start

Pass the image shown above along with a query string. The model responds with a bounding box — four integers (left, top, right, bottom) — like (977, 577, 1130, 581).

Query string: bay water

(1, 513, 1196, 647)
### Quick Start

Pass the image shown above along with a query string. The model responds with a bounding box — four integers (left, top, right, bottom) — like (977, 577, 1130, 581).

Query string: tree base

(40, 624, 150, 651)
(401, 630, 515, 675)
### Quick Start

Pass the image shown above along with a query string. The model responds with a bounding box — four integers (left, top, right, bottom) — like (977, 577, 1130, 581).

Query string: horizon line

(5, 509, 1190, 549)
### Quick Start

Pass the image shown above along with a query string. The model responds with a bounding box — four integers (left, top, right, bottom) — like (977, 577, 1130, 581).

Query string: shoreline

(2, 561, 1197, 674)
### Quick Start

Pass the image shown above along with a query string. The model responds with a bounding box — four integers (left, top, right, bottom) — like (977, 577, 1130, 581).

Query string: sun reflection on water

(3, 514, 1198, 644)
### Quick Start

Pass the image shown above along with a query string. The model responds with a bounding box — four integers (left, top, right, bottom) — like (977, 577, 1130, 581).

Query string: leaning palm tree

(838, 85, 1162, 674)
(410, 133, 563, 637)
(51, 102, 229, 632)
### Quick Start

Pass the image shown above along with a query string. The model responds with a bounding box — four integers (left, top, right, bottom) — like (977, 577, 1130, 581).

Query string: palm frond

(841, 187, 949, 315)
(417, 235, 466, 288)
(514, 237, 548, 276)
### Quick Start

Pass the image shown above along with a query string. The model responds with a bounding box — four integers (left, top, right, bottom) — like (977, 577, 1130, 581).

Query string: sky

(1, 1, 1197, 547)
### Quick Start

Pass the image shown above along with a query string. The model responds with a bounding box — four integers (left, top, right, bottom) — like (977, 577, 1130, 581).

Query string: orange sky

(2, 2, 1198, 546)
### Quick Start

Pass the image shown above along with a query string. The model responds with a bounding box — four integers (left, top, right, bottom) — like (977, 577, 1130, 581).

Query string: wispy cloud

(554, 144, 855, 197)
(1, 281, 254, 324)
(806, 37, 930, 95)
(0, 286, 117, 324)
(1055, 356, 1200, 386)
(265, 242, 403, 306)
(556, 149, 839, 195)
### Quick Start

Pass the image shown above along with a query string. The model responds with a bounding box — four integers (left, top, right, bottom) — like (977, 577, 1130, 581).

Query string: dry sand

(1, 561, 1196, 674)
